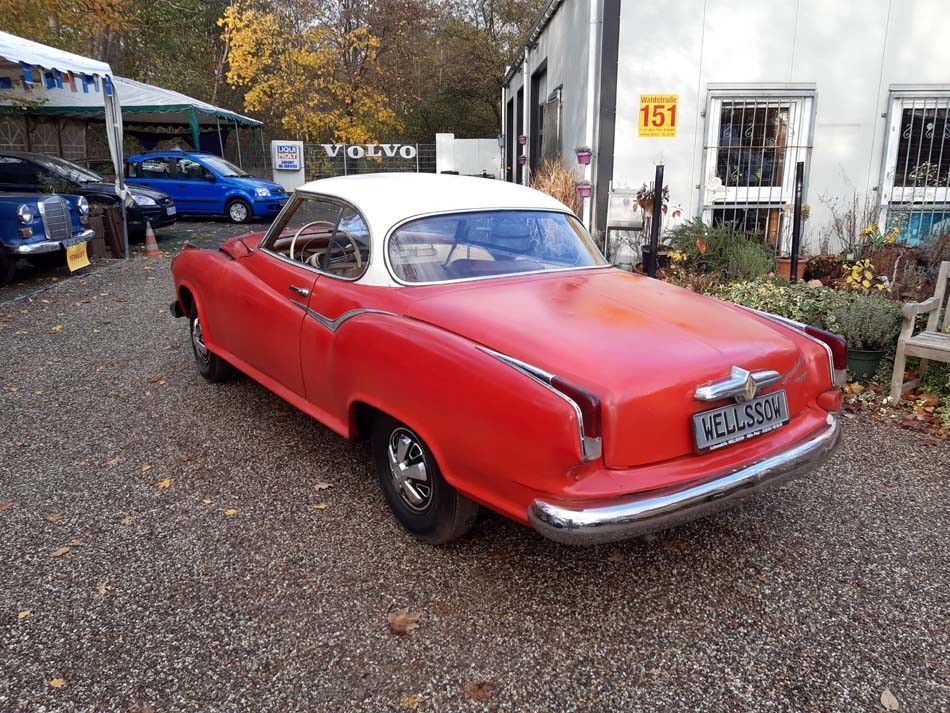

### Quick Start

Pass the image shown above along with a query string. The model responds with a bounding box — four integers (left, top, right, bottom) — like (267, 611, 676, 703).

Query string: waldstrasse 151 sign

(638, 94, 678, 138)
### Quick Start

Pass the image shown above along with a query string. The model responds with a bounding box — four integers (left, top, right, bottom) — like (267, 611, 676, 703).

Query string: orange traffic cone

(144, 221, 160, 257)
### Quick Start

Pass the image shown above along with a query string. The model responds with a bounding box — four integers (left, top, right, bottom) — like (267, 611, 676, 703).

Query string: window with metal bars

(881, 91, 950, 245)
(702, 91, 814, 255)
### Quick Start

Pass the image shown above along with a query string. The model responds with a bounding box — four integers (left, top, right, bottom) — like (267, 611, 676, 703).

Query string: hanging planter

(517, 155, 527, 166)
(576, 181, 592, 199)
(575, 146, 592, 165)
(518, 135, 528, 145)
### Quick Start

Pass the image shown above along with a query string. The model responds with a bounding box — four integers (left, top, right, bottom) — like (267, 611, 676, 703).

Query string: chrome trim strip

(694, 365, 782, 402)
(296, 305, 396, 333)
(741, 306, 840, 388)
(477, 346, 602, 462)
(529, 414, 841, 546)
(11, 229, 95, 255)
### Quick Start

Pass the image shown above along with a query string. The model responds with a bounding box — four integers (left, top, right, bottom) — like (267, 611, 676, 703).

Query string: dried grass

(531, 159, 582, 214)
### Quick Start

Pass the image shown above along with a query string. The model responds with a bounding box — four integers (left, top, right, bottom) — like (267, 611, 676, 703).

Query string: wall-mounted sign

(275, 143, 301, 170)
(321, 144, 417, 160)
(638, 94, 678, 138)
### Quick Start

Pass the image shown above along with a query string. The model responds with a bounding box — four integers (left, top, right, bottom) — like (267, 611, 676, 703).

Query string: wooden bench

(890, 260, 950, 401)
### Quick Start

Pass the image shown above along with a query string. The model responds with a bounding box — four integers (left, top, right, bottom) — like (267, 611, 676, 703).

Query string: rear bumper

(529, 414, 842, 545)
(9, 229, 96, 255)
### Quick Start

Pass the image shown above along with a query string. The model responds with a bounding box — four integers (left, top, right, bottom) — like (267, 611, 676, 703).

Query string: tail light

(479, 347, 603, 462)
(804, 326, 848, 385)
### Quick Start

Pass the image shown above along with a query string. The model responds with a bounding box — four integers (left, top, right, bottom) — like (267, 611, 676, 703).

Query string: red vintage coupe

(170, 173, 845, 545)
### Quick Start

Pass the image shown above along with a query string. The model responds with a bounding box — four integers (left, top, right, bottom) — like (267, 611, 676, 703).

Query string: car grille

(38, 196, 72, 242)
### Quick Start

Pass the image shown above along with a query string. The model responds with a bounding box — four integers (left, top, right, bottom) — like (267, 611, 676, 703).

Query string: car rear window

(387, 210, 606, 283)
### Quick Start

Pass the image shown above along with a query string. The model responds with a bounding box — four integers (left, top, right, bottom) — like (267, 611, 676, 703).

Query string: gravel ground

(0, 223, 948, 712)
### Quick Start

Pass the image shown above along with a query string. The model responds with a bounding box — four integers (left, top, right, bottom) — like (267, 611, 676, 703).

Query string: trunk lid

(405, 268, 817, 467)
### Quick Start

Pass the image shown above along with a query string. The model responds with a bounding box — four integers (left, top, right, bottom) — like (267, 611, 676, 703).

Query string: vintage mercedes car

(170, 174, 845, 545)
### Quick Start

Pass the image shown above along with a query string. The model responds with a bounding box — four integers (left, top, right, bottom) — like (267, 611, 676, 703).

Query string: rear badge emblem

(694, 366, 782, 403)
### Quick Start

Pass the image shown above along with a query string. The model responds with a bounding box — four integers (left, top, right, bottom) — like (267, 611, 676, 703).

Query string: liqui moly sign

(321, 144, 417, 160)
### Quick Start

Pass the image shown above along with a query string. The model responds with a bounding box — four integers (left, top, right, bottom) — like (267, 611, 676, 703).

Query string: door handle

(289, 285, 310, 297)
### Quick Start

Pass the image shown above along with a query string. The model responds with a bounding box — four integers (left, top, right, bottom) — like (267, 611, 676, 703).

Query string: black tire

(0, 251, 16, 286)
(26, 250, 65, 270)
(225, 198, 252, 224)
(372, 414, 478, 545)
(188, 308, 235, 382)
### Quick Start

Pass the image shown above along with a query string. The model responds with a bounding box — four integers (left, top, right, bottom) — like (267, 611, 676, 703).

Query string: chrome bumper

(529, 414, 842, 546)
(10, 229, 96, 255)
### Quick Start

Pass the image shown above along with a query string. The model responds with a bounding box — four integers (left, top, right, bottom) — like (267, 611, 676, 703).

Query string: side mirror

(205, 174, 216, 183)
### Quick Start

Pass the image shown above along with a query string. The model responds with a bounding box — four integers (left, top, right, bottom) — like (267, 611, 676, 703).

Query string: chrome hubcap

(387, 429, 432, 512)
(192, 317, 210, 363)
(229, 203, 248, 222)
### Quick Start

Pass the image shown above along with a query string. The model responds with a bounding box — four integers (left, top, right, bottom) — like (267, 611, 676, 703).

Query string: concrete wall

(611, 0, 950, 251)
(505, 0, 594, 182)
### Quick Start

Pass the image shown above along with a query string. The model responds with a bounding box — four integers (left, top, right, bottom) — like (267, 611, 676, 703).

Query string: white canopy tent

(0, 31, 128, 257)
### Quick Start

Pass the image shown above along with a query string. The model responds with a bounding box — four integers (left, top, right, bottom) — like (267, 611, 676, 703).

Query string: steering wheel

(319, 230, 363, 273)
(289, 220, 337, 263)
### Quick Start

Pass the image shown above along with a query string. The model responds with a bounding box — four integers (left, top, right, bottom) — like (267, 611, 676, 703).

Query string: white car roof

(291, 173, 577, 286)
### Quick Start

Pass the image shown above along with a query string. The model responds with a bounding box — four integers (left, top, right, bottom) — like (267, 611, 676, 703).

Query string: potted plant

(828, 293, 902, 379)
(517, 155, 527, 166)
(775, 255, 793, 280)
(576, 180, 592, 199)
(518, 135, 527, 146)
(575, 146, 592, 165)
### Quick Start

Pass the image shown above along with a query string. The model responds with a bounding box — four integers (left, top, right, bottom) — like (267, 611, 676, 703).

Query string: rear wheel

(226, 198, 252, 224)
(372, 414, 478, 545)
(189, 308, 235, 382)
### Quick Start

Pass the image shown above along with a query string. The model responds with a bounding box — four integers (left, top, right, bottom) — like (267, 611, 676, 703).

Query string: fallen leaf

(46, 513, 63, 523)
(387, 608, 421, 635)
(314, 481, 334, 491)
(106, 457, 119, 466)
(96, 366, 107, 373)
(96, 582, 114, 596)
(201, 497, 212, 505)
(309, 502, 329, 511)
(463, 681, 496, 702)
(0, 501, 13, 511)
(147, 376, 166, 385)
(17, 610, 31, 620)
(50, 547, 71, 557)
(120, 516, 133, 526)
(6, 386, 17, 393)
(67, 538, 83, 547)
(141, 464, 152, 473)
(881, 688, 900, 711)
(155, 478, 171, 489)
(50, 325, 62, 333)
(48, 678, 65, 689)
(224, 508, 238, 517)
(607, 551, 625, 563)
(400, 694, 424, 711)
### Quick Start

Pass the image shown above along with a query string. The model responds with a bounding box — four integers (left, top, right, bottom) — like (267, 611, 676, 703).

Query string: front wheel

(0, 251, 16, 286)
(189, 309, 235, 382)
(226, 198, 252, 224)
(372, 415, 478, 545)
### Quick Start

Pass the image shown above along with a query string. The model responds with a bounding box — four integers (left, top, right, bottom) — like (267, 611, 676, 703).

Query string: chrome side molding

(694, 365, 781, 403)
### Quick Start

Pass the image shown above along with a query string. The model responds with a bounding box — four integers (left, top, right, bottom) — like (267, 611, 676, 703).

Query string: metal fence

(303, 144, 436, 180)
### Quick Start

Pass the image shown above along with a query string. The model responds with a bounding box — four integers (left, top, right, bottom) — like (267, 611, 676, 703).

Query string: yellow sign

(65, 242, 89, 272)
(638, 94, 678, 138)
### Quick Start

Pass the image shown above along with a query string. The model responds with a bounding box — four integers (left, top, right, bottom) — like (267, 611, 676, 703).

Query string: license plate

(692, 390, 789, 452)
(167, 205, 177, 215)
(65, 242, 89, 272)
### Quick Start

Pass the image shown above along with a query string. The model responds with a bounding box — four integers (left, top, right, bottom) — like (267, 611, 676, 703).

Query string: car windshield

(33, 155, 103, 183)
(200, 155, 251, 177)
(387, 210, 607, 283)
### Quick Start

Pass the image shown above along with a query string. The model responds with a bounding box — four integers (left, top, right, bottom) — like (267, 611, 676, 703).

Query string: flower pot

(847, 349, 884, 380)
(518, 135, 527, 145)
(517, 155, 527, 166)
(577, 184, 592, 198)
(576, 150, 592, 165)
(774, 256, 792, 280)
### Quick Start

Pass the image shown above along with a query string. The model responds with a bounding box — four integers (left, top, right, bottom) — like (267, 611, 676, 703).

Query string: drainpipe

(583, 0, 601, 230)
(522, 47, 530, 186)
(501, 84, 507, 180)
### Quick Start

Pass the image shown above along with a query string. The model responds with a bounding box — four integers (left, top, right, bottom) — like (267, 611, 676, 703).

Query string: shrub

(531, 159, 581, 214)
(707, 279, 849, 333)
(828, 293, 902, 351)
(669, 218, 773, 281)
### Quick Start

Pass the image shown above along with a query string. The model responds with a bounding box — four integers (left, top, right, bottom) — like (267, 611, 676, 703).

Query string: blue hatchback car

(126, 151, 287, 224)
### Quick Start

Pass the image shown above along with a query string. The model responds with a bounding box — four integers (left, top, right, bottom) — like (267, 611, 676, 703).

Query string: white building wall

(505, 0, 594, 179)
(611, 0, 950, 252)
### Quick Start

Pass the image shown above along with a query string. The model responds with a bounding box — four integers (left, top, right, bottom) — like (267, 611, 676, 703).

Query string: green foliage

(827, 293, 902, 351)
(669, 218, 774, 281)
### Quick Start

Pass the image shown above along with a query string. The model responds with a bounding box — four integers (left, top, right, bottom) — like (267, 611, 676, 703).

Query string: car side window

(176, 158, 213, 182)
(263, 195, 370, 279)
(0, 156, 37, 185)
(131, 158, 173, 179)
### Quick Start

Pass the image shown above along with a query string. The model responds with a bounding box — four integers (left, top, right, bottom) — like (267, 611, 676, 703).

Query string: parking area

(0, 222, 948, 712)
